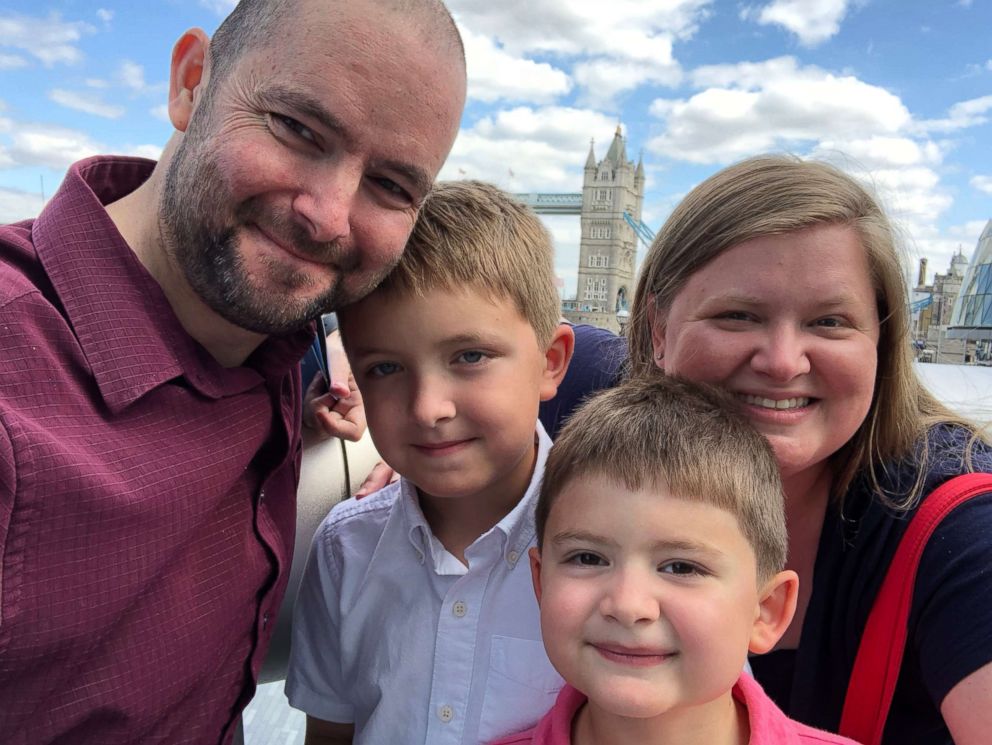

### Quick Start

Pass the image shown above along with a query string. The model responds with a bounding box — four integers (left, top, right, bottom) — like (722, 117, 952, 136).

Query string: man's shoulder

(0, 221, 43, 309)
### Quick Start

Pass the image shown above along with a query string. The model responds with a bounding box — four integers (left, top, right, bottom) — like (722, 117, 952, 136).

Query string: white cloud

(5, 124, 103, 170)
(448, 0, 709, 98)
(0, 12, 95, 67)
(743, 0, 854, 46)
(127, 144, 163, 161)
(440, 106, 618, 192)
(49, 89, 125, 119)
(0, 185, 45, 223)
(811, 136, 943, 170)
(648, 58, 910, 163)
(0, 120, 159, 171)
(151, 104, 170, 122)
(200, 0, 237, 14)
(96, 9, 114, 24)
(918, 94, 992, 133)
(119, 61, 146, 92)
(971, 175, 992, 195)
(461, 27, 571, 103)
(0, 53, 27, 70)
(986, 59, 992, 72)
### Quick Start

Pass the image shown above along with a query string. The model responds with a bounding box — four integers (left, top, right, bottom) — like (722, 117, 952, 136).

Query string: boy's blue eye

(457, 350, 486, 364)
(368, 361, 401, 378)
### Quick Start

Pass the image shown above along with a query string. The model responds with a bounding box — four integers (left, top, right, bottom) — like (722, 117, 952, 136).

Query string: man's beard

(159, 131, 388, 335)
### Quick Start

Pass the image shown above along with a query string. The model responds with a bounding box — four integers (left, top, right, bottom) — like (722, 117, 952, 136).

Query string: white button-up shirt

(286, 425, 563, 745)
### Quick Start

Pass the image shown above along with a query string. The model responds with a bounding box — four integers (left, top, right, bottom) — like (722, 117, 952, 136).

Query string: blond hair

(353, 180, 560, 346)
(628, 155, 981, 509)
(536, 376, 787, 580)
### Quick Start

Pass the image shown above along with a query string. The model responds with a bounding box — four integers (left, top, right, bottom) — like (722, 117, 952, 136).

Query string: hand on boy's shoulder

(354, 460, 399, 498)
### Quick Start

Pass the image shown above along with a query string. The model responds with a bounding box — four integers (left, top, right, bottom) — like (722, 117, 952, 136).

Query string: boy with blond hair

(286, 181, 574, 744)
(494, 377, 859, 744)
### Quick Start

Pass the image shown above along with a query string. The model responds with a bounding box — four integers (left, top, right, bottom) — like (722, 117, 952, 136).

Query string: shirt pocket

(478, 635, 563, 742)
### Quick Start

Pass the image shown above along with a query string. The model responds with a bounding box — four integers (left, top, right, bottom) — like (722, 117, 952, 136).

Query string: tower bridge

(513, 125, 653, 333)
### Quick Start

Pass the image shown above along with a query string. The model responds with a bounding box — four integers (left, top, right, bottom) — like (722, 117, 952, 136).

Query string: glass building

(947, 219, 992, 345)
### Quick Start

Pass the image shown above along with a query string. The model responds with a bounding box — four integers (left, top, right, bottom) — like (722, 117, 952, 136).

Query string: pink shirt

(0, 157, 311, 744)
(491, 673, 861, 744)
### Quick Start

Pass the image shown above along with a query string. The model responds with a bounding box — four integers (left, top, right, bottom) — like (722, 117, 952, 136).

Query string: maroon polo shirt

(0, 156, 311, 744)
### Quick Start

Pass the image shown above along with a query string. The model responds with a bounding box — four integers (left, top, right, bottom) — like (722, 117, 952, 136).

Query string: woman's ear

(646, 295, 666, 367)
(749, 569, 799, 654)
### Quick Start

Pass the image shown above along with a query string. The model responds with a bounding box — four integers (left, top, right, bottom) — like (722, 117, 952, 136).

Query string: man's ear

(647, 294, 666, 368)
(529, 546, 543, 604)
(748, 569, 799, 654)
(168, 28, 211, 133)
(538, 322, 575, 402)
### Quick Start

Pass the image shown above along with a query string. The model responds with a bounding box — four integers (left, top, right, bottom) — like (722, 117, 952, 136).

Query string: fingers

(312, 377, 366, 442)
(355, 461, 396, 498)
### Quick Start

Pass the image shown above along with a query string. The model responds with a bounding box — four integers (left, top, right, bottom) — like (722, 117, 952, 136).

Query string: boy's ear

(529, 546, 543, 604)
(748, 569, 799, 655)
(168, 28, 211, 133)
(538, 323, 575, 402)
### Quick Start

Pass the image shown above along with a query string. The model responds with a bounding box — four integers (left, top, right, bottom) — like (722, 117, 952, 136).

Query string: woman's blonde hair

(628, 155, 981, 509)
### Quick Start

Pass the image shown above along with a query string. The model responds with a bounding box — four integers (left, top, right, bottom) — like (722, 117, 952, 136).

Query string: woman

(617, 155, 992, 744)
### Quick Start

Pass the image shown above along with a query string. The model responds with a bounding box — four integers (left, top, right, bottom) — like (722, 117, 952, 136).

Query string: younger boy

(285, 181, 574, 744)
(494, 377, 859, 744)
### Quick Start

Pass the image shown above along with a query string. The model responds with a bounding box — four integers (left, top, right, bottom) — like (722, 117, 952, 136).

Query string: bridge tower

(562, 125, 645, 332)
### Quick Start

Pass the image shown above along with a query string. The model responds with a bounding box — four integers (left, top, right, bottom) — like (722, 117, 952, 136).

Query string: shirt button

(452, 601, 467, 618)
(438, 705, 454, 723)
(262, 612, 270, 630)
(507, 550, 519, 566)
(258, 489, 266, 503)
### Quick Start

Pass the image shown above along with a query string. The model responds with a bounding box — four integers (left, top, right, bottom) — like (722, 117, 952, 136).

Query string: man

(0, 0, 465, 742)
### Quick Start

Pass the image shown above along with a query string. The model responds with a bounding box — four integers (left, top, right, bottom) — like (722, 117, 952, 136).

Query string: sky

(0, 0, 990, 298)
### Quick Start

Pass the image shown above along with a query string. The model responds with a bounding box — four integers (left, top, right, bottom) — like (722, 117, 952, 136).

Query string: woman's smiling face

(651, 223, 881, 487)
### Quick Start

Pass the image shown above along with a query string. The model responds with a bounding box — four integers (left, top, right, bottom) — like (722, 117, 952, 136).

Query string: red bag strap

(839, 472, 992, 745)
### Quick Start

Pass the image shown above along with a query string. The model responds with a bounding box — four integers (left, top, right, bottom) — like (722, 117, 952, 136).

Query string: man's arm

(304, 716, 354, 745)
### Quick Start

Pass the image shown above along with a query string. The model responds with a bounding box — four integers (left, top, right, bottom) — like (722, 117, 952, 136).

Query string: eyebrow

(256, 87, 435, 196)
(550, 530, 720, 556)
(347, 332, 498, 360)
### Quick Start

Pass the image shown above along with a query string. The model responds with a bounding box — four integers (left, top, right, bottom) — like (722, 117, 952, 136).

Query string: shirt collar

(32, 156, 311, 413)
(401, 421, 552, 573)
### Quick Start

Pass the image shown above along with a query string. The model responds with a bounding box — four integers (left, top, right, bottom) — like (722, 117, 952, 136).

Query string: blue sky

(1, 0, 990, 297)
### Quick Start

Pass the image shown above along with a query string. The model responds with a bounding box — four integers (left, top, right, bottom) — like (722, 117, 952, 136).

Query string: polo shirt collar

(32, 156, 311, 413)
(401, 422, 551, 573)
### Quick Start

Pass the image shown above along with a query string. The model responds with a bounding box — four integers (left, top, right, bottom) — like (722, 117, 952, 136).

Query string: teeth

(739, 394, 810, 410)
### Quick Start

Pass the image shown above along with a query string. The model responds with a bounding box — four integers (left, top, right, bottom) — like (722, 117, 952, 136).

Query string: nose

(600, 566, 660, 626)
(409, 375, 456, 428)
(750, 323, 811, 382)
(292, 165, 360, 244)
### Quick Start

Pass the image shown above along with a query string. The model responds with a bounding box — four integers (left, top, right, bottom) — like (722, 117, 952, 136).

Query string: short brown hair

(627, 154, 980, 509)
(346, 180, 561, 346)
(536, 376, 787, 580)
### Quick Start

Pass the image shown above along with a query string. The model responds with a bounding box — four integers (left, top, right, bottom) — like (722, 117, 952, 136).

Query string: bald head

(208, 0, 465, 85)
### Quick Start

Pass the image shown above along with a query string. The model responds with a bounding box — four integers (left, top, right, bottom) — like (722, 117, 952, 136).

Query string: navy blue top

(539, 323, 628, 438)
